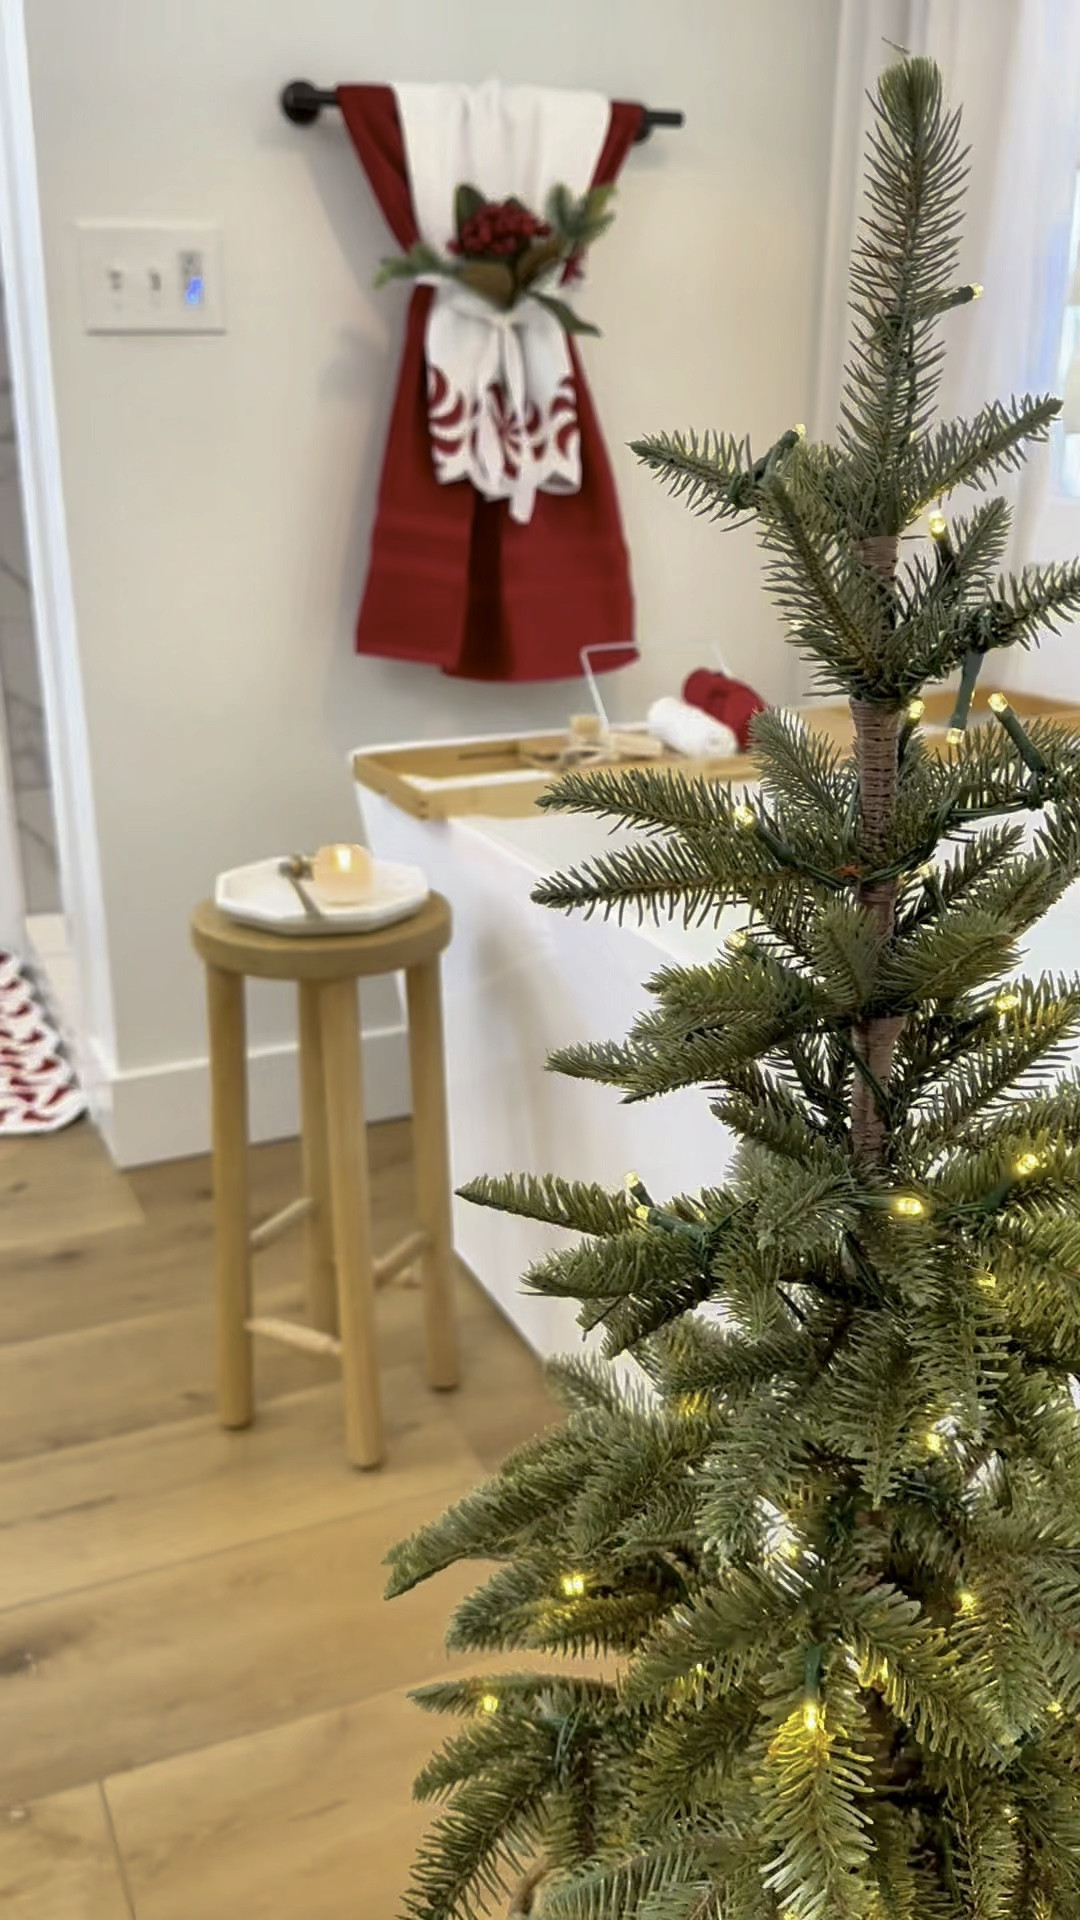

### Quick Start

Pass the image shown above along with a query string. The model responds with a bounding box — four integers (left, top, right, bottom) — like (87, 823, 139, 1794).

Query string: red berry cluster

(449, 199, 553, 259)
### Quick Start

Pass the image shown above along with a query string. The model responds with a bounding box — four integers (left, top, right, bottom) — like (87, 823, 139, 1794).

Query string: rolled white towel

(647, 696, 739, 760)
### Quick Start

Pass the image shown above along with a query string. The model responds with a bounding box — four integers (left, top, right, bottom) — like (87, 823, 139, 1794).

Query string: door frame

(0, 0, 115, 1103)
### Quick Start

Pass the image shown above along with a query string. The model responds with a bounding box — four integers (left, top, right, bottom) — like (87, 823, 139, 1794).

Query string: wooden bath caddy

(351, 689, 1080, 823)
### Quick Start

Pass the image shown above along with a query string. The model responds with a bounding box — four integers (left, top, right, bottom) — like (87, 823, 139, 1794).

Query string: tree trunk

(507, 1864, 548, 1915)
(850, 534, 903, 1160)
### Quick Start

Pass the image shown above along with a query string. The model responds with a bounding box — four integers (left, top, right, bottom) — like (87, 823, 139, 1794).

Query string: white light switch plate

(77, 222, 225, 334)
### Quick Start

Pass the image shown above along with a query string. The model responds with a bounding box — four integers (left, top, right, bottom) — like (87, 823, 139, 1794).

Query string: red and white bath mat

(0, 952, 85, 1135)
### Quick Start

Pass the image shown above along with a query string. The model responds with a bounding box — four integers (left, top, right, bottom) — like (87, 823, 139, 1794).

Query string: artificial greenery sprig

(375, 180, 616, 336)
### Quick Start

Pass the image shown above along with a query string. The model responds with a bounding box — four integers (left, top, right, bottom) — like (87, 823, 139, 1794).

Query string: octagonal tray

(215, 856, 429, 936)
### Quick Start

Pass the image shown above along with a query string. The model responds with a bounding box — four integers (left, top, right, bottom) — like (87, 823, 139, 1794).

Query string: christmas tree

(387, 57, 1080, 1920)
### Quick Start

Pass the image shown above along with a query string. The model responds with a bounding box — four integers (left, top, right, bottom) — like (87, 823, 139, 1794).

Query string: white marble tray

(215, 856, 429, 936)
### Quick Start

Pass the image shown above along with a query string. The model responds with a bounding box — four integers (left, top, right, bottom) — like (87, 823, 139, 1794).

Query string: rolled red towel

(682, 668, 766, 752)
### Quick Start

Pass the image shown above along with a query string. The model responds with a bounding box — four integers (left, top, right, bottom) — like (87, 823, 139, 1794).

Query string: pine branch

(901, 395, 1060, 515)
(457, 1171, 632, 1239)
(629, 429, 758, 521)
(631, 425, 802, 523)
(839, 58, 969, 530)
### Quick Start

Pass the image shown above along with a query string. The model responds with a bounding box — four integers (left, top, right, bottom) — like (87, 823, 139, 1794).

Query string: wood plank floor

(0, 1120, 559, 1917)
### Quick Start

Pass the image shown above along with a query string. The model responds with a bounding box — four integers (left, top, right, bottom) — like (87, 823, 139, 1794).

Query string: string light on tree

(890, 1193, 927, 1219)
(733, 802, 756, 829)
(761, 1503, 802, 1564)
(678, 1391, 710, 1417)
(478, 1693, 500, 1716)
(1013, 1151, 1043, 1178)
(987, 689, 1051, 773)
(957, 1588, 979, 1616)
(559, 1571, 587, 1598)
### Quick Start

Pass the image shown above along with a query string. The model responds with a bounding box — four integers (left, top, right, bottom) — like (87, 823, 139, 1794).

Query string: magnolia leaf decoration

(532, 291, 601, 338)
(453, 182, 488, 231)
(375, 179, 617, 335)
(457, 260, 517, 308)
(517, 234, 567, 289)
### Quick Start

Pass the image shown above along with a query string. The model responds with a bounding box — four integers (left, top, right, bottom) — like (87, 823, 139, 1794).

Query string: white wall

(24, 0, 840, 1163)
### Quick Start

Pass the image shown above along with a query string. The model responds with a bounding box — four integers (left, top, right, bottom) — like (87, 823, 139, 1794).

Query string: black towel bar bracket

(279, 79, 683, 141)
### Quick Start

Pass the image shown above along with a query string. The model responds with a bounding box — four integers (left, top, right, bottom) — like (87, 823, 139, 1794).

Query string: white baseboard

(94, 1023, 411, 1168)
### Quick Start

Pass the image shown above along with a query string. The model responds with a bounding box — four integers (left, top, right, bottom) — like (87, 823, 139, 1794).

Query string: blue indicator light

(184, 276, 205, 307)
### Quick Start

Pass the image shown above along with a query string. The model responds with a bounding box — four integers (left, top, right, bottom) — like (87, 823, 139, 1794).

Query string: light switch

(77, 222, 225, 334)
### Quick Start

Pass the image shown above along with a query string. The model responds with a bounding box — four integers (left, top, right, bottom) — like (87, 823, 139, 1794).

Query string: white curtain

(909, 2, 1080, 535)
(813, 0, 1080, 694)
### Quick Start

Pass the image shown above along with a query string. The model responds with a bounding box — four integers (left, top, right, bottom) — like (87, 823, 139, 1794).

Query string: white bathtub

(356, 781, 751, 1357)
(357, 752, 1080, 1360)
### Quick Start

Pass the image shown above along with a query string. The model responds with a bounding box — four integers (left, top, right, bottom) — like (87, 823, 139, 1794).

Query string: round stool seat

(190, 892, 452, 982)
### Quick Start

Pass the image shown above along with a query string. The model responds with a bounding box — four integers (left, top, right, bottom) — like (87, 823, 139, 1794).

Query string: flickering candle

(310, 843, 375, 905)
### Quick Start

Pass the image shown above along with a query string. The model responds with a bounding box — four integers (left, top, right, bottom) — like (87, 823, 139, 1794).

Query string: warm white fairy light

(928, 510, 948, 540)
(727, 929, 748, 951)
(975, 1268, 997, 1293)
(988, 691, 1009, 714)
(478, 1692, 500, 1715)
(733, 802, 756, 829)
(678, 1391, 710, 1417)
(560, 1571, 587, 1598)
(849, 1647, 889, 1689)
(1013, 1151, 1043, 1178)
(891, 1193, 927, 1219)
(957, 1587, 978, 1616)
(946, 725, 964, 746)
(803, 1699, 820, 1733)
(763, 1508, 801, 1564)
(906, 698, 926, 722)
(993, 989, 1021, 1015)
(924, 1429, 944, 1456)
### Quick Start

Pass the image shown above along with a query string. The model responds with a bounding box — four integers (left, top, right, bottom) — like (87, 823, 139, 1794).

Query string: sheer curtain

(813, 1, 1080, 693)
(909, 2, 1080, 553)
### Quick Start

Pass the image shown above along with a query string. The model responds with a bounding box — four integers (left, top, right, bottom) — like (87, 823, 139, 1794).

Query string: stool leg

(405, 958, 460, 1391)
(298, 981, 339, 1337)
(318, 978, 383, 1468)
(206, 964, 253, 1429)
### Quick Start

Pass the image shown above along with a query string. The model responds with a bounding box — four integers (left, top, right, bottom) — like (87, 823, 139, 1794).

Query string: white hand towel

(394, 79, 609, 524)
(648, 697, 740, 760)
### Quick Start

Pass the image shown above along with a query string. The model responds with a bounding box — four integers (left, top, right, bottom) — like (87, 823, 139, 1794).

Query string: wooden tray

(351, 691, 1080, 823)
(351, 728, 747, 821)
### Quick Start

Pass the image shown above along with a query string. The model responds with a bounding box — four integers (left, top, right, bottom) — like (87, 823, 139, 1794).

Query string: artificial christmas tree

(387, 56, 1080, 1920)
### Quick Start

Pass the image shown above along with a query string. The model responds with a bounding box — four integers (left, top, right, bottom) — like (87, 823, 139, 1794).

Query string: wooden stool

(190, 893, 458, 1469)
